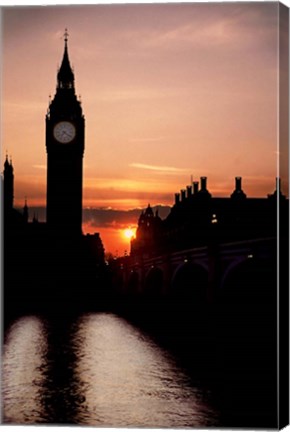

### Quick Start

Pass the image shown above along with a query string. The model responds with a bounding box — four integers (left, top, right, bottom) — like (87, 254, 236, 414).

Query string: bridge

(108, 235, 280, 431)
(111, 237, 277, 305)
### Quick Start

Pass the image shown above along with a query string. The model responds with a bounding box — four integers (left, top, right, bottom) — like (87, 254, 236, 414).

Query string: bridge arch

(170, 261, 208, 305)
(219, 255, 276, 311)
(216, 255, 277, 420)
(220, 256, 251, 292)
(218, 254, 277, 343)
(144, 266, 164, 297)
(167, 261, 210, 344)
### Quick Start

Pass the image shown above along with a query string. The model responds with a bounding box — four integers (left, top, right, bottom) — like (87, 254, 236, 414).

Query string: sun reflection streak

(73, 313, 217, 428)
(2, 316, 48, 424)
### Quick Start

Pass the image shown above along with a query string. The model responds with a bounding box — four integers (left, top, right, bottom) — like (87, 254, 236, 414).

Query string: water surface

(2, 312, 218, 427)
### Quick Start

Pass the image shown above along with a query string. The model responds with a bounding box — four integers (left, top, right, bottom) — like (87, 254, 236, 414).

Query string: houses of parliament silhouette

(2, 30, 288, 316)
(130, 175, 287, 259)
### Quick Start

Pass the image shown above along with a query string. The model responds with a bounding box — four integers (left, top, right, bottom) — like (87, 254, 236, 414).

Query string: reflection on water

(2, 312, 218, 427)
(73, 313, 216, 427)
(2, 316, 48, 424)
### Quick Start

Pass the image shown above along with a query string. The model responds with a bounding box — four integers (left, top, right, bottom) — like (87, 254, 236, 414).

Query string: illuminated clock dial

(53, 121, 76, 143)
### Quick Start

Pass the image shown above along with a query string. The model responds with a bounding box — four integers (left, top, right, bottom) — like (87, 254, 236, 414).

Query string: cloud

(82, 206, 171, 230)
(24, 205, 171, 229)
(129, 163, 190, 174)
(83, 208, 140, 229)
(82, 176, 180, 206)
(16, 206, 46, 222)
(112, 3, 276, 56)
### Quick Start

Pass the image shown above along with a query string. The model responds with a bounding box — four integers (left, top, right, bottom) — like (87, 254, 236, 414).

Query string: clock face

(53, 121, 76, 143)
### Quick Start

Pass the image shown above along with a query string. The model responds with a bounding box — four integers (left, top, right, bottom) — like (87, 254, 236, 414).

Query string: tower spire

(64, 28, 69, 45)
(57, 28, 74, 90)
(3, 154, 14, 211)
(4, 152, 9, 168)
(23, 196, 29, 223)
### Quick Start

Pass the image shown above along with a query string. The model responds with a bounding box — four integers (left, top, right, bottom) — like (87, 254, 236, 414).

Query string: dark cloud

(16, 206, 46, 222)
(23, 205, 171, 228)
(83, 206, 171, 229)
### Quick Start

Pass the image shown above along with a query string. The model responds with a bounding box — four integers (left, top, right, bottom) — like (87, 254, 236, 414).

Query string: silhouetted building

(46, 29, 85, 236)
(131, 176, 287, 259)
(3, 156, 28, 230)
(131, 204, 163, 257)
(83, 233, 105, 267)
(230, 176, 247, 200)
(4, 155, 14, 212)
(3, 30, 105, 314)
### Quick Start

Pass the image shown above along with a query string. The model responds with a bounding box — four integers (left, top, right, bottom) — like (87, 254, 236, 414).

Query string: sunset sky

(1, 2, 288, 253)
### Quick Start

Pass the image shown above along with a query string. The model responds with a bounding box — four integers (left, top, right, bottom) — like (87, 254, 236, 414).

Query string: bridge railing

(130, 237, 276, 271)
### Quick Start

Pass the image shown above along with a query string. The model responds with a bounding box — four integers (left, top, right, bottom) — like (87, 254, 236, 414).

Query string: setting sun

(123, 228, 136, 240)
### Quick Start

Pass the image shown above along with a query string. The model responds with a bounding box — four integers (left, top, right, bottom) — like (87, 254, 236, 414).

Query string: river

(2, 312, 219, 427)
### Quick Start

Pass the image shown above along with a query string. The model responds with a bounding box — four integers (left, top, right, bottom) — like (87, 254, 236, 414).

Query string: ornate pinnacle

(64, 28, 69, 45)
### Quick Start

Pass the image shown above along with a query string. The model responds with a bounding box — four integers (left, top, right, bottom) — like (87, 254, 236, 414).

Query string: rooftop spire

(4, 153, 9, 168)
(64, 28, 69, 45)
(57, 28, 74, 90)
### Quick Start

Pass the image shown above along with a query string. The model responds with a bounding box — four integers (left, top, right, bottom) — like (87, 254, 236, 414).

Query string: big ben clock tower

(46, 29, 84, 235)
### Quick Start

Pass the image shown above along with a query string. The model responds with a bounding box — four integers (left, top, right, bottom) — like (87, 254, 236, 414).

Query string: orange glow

(2, 4, 287, 259)
(123, 228, 136, 240)
(2, 3, 282, 210)
(82, 223, 135, 256)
